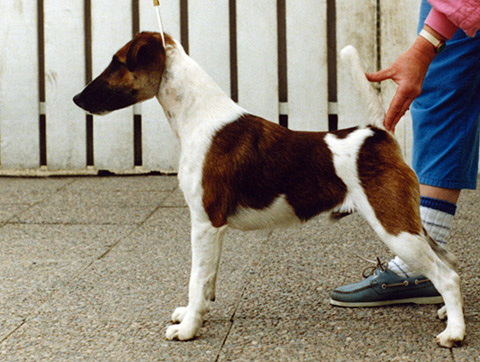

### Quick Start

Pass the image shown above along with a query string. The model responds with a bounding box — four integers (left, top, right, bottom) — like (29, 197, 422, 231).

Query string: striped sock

(388, 196, 457, 277)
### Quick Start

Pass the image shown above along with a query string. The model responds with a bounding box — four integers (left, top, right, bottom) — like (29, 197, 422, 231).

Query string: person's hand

(365, 36, 437, 132)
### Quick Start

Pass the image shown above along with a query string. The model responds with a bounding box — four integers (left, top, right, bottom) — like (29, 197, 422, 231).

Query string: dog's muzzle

(73, 83, 137, 115)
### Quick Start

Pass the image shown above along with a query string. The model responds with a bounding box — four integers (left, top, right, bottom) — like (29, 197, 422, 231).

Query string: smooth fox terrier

(73, 32, 465, 348)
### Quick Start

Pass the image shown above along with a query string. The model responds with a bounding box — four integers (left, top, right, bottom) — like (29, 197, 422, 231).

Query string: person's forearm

(411, 29, 439, 63)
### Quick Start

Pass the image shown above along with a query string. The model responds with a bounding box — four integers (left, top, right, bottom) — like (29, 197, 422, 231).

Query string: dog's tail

(340, 45, 385, 129)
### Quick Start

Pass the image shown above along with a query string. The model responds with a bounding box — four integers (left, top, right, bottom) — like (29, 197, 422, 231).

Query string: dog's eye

(111, 56, 130, 71)
(112, 56, 123, 66)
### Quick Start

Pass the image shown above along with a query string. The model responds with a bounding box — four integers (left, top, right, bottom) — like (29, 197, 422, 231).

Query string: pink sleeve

(425, 8, 458, 38)
(427, 0, 480, 38)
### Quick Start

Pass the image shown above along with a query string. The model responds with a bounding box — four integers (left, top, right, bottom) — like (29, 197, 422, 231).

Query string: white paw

(165, 320, 199, 341)
(435, 327, 465, 348)
(171, 306, 188, 323)
(437, 305, 447, 320)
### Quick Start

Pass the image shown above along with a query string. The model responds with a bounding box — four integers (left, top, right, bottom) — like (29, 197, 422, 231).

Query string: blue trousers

(411, 0, 480, 190)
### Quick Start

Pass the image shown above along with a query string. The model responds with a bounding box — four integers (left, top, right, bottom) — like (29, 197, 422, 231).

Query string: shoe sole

(329, 295, 444, 307)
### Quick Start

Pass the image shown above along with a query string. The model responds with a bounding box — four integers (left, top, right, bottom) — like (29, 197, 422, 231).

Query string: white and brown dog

(73, 32, 465, 347)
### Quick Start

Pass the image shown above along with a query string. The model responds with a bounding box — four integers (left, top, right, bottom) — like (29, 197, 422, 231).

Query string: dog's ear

(126, 34, 164, 72)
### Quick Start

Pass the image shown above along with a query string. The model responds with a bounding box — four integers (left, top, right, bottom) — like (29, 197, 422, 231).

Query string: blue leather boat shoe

(330, 258, 443, 307)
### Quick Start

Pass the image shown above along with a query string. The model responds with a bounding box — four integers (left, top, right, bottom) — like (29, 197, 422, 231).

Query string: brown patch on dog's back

(202, 115, 348, 227)
(332, 127, 359, 139)
(358, 128, 423, 235)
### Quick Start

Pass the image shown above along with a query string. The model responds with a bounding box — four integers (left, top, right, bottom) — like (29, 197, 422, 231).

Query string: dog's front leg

(166, 220, 226, 341)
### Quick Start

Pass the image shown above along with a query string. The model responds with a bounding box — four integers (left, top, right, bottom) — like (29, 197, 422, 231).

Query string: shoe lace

(358, 256, 431, 288)
(359, 256, 388, 278)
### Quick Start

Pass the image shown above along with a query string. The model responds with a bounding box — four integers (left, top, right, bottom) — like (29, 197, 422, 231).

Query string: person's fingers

(384, 90, 415, 131)
(365, 67, 394, 83)
(384, 90, 407, 131)
(399, 97, 413, 117)
(391, 99, 412, 132)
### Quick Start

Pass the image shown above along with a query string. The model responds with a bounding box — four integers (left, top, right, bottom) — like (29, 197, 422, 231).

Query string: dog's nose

(73, 93, 84, 108)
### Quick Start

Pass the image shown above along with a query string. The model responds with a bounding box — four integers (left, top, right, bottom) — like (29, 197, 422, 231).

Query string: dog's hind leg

(380, 231, 465, 348)
(166, 219, 226, 341)
(347, 129, 465, 347)
(351, 183, 464, 347)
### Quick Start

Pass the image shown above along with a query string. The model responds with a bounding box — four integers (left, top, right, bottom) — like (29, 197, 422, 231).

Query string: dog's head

(73, 32, 169, 115)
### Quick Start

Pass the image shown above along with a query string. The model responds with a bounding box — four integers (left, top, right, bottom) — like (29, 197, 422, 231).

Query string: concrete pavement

(0, 176, 478, 361)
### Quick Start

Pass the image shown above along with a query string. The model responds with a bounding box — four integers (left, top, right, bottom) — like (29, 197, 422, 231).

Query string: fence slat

(139, 0, 181, 172)
(2, 2, 455, 173)
(336, 0, 378, 130)
(91, 0, 134, 170)
(286, 0, 328, 131)
(0, 0, 40, 169)
(380, 0, 420, 163)
(236, 0, 278, 122)
(44, 1, 86, 170)
(189, 0, 231, 97)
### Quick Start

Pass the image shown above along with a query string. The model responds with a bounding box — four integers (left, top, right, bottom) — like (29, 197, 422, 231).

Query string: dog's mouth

(73, 86, 138, 115)
(73, 93, 113, 115)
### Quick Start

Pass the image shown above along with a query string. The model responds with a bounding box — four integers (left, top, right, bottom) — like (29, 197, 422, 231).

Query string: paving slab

(0, 178, 73, 223)
(0, 223, 132, 341)
(159, 187, 188, 208)
(449, 189, 480, 361)
(0, 196, 269, 361)
(12, 178, 172, 225)
(218, 223, 452, 361)
(0, 204, 31, 224)
(62, 175, 178, 193)
(0, 178, 73, 205)
(0, 176, 478, 361)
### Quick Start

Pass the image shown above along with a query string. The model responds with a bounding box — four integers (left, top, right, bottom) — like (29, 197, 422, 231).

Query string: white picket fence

(0, 0, 420, 175)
